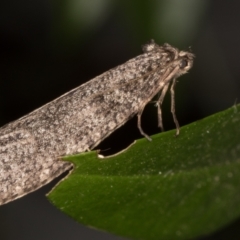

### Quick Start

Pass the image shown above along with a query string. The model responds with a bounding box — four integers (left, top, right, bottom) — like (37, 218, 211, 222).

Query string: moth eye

(180, 59, 188, 69)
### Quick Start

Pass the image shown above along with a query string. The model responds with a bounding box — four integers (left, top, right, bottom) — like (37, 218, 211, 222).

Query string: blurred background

(0, 0, 240, 239)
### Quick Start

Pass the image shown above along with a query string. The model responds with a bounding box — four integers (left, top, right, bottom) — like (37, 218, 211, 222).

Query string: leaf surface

(48, 104, 240, 240)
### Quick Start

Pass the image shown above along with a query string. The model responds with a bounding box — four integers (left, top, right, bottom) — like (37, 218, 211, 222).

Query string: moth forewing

(0, 40, 194, 205)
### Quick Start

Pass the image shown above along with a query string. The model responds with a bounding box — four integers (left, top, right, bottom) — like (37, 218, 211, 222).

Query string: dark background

(0, 0, 240, 239)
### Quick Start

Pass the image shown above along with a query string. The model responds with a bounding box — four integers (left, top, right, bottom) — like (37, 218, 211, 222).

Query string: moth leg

(170, 78, 180, 136)
(156, 83, 170, 132)
(137, 109, 152, 141)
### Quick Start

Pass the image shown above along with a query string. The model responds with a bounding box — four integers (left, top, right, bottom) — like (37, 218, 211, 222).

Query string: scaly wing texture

(0, 41, 194, 205)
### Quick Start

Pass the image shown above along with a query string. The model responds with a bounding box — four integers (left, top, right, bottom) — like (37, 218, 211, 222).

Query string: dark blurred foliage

(0, 1, 240, 239)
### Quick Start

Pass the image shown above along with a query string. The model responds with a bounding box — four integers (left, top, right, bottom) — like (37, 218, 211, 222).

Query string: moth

(0, 40, 194, 205)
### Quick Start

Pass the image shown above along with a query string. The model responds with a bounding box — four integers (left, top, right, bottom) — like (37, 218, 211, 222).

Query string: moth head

(177, 51, 195, 74)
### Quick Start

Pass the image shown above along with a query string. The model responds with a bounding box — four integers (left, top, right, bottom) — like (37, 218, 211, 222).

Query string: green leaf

(48, 104, 240, 240)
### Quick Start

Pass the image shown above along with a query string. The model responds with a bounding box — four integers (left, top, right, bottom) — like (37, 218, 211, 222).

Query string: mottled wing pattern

(0, 41, 194, 205)
(0, 130, 37, 201)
